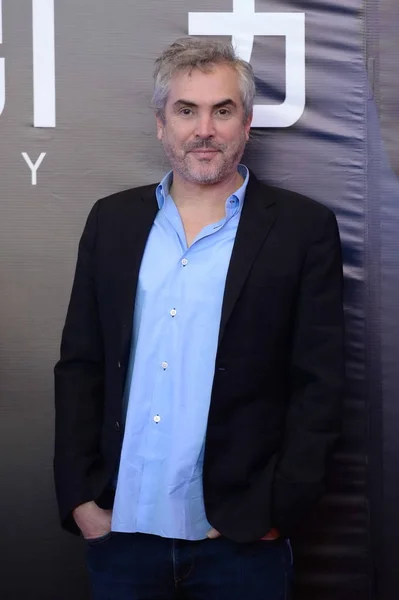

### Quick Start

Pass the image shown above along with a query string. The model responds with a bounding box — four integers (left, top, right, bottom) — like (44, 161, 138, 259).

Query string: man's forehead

(167, 65, 242, 103)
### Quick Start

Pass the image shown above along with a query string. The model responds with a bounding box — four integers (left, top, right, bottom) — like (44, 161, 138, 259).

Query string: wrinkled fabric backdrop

(0, 1, 398, 599)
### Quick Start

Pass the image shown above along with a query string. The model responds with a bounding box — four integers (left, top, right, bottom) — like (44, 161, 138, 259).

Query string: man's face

(156, 64, 252, 185)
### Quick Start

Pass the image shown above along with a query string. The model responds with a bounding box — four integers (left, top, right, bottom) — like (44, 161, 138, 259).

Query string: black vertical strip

(364, 1, 382, 599)
(365, 0, 399, 598)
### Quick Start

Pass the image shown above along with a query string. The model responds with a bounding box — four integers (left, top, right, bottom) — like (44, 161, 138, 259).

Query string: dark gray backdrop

(0, 1, 397, 598)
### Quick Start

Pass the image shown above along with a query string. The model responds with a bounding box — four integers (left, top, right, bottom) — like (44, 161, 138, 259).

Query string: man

(54, 37, 345, 600)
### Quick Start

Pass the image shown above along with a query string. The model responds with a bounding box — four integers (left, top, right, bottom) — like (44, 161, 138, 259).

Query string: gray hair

(152, 37, 256, 122)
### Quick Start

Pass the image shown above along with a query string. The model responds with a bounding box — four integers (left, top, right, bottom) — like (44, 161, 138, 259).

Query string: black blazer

(54, 172, 345, 543)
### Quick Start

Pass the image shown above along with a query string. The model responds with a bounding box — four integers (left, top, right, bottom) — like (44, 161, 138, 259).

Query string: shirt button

(115, 421, 121, 431)
(170, 309, 177, 317)
(117, 361, 121, 368)
(161, 361, 168, 369)
(181, 258, 188, 266)
(153, 415, 161, 423)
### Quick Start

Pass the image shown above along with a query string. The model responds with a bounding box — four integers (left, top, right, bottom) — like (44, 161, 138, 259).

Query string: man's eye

(180, 108, 193, 116)
(217, 109, 230, 116)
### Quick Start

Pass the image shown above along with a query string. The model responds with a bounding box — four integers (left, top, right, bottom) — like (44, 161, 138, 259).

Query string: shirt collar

(156, 164, 250, 211)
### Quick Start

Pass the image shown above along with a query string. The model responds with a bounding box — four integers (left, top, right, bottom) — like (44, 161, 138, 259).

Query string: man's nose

(195, 115, 216, 139)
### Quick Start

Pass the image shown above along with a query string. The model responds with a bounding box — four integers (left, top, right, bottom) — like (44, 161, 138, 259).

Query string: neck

(170, 169, 244, 211)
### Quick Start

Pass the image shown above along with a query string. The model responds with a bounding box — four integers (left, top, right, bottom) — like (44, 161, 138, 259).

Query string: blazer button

(115, 421, 120, 431)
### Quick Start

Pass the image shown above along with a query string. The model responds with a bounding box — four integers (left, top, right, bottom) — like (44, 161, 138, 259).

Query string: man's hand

(206, 527, 222, 539)
(72, 501, 112, 540)
(206, 527, 280, 540)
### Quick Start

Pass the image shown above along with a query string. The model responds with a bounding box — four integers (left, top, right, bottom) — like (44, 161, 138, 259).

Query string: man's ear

(245, 111, 253, 141)
(156, 116, 164, 141)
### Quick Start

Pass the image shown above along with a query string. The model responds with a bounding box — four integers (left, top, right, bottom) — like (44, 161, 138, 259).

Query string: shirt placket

(136, 228, 189, 524)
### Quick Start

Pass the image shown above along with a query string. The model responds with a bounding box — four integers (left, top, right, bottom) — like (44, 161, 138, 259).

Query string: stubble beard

(162, 133, 247, 186)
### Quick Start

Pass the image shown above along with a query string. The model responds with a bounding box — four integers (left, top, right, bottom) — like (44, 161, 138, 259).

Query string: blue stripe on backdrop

(368, 0, 399, 598)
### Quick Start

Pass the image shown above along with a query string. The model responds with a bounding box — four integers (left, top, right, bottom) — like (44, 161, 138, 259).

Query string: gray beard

(163, 138, 247, 186)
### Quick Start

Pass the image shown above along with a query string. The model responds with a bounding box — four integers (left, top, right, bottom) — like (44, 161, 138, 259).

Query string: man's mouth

(189, 149, 219, 156)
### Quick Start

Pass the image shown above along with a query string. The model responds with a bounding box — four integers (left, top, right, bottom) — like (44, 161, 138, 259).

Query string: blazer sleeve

(54, 200, 104, 534)
(272, 209, 345, 535)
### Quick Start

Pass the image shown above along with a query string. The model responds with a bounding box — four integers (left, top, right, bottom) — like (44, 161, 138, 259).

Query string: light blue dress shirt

(111, 165, 249, 540)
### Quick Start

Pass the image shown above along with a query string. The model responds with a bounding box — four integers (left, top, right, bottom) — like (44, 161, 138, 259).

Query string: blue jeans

(86, 532, 293, 600)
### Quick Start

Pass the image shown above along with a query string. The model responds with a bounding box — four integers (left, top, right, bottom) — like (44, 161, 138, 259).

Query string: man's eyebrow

(173, 100, 198, 109)
(172, 98, 238, 109)
(213, 99, 237, 109)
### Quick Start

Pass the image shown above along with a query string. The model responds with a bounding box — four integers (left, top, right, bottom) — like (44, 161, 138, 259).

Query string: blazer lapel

(118, 186, 159, 359)
(218, 173, 277, 347)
